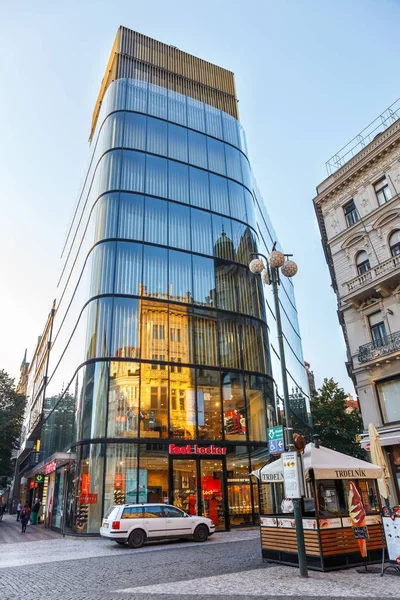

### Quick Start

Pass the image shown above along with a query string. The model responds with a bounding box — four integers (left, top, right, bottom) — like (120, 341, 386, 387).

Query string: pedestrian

(31, 497, 41, 525)
(21, 504, 30, 533)
(16, 500, 21, 521)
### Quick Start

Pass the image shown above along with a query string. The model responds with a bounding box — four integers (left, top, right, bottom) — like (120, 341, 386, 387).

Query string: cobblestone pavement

(0, 528, 398, 600)
(0, 513, 60, 543)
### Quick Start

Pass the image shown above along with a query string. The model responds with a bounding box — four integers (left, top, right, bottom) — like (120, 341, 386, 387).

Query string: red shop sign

(169, 444, 227, 456)
(78, 493, 98, 504)
(45, 461, 57, 475)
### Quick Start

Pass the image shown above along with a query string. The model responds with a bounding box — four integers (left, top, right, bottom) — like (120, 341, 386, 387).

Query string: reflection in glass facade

(23, 28, 308, 534)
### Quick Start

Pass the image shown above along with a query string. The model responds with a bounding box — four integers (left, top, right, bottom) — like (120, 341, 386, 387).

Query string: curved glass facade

(37, 78, 277, 533)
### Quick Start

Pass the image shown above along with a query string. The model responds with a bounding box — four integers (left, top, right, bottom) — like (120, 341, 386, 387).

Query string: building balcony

(358, 330, 400, 364)
(344, 254, 400, 302)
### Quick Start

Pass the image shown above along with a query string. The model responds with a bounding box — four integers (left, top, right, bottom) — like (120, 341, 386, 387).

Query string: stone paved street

(0, 517, 399, 600)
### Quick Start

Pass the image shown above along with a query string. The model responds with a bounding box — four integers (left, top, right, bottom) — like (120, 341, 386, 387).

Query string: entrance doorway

(171, 458, 226, 530)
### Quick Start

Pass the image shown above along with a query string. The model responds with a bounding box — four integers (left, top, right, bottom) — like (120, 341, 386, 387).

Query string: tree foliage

(0, 370, 26, 487)
(310, 378, 365, 460)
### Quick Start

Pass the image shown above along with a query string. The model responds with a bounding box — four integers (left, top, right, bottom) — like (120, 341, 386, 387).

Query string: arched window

(389, 230, 400, 257)
(356, 251, 370, 275)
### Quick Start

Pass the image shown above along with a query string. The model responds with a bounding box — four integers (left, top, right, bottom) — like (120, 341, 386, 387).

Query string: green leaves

(0, 370, 26, 486)
(310, 378, 365, 460)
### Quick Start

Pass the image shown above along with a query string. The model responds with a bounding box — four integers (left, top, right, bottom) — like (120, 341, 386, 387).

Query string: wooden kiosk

(253, 443, 385, 571)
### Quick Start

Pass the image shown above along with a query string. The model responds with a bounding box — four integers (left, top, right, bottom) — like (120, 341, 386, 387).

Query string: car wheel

(193, 524, 209, 543)
(115, 541, 126, 545)
(128, 529, 146, 549)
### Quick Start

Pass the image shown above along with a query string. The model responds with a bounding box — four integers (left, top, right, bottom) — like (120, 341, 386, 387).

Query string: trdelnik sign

(169, 444, 227, 456)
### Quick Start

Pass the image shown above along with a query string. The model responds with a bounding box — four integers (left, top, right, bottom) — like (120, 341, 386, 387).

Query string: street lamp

(249, 243, 308, 578)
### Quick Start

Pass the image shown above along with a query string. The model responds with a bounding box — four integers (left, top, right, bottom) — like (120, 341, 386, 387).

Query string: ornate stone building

(314, 105, 400, 503)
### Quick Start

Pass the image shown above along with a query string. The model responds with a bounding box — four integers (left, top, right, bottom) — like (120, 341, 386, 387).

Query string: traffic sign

(268, 426, 285, 454)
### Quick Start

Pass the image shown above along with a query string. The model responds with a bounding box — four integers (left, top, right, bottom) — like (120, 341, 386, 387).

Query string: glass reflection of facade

(22, 28, 308, 534)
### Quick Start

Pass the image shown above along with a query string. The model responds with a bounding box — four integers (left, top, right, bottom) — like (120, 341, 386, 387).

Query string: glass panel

(93, 193, 119, 243)
(141, 300, 168, 363)
(187, 97, 205, 132)
(74, 443, 105, 533)
(244, 189, 256, 227)
(167, 123, 188, 162)
(192, 256, 216, 307)
(118, 193, 144, 240)
(193, 309, 218, 366)
(101, 79, 127, 116)
(108, 367, 140, 439)
(191, 208, 213, 256)
(226, 448, 253, 525)
(140, 363, 168, 439)
(111, 297, 140, 359)
(97, 150, 122, 195)
(225, 144, 242, 183)
(169, 303, 193, 364)
(146, 117, 168, 156)
(123, 112, 147, 151)
(121, 151, 145, 193)
(101, 112, 124, 150)
(168, 89, 187, 126)
(89, 242, 116, 297)
(232, 221, 255, 265)
(188, 130, 208, 169)
(189, 167, 210, 210)
(215, 261, 237, 312)
(169, 250, 192, 303)
(143, 246, 168, 299)
(168, 161, 189, 204)
(139, 446, 168, 503)
(222, 372, 246, 440)
(169, 203, 191, 251)
(145, 155, 168, 198)
(201, 460, 225, 530)
(222, 113, 240, 147)
(241, 154, 252, 191)
(246, 375, 268, 442)
(80, 363, 109, 439)
(205, 105, 223, 139)
(197, 368, 222, 439)
(144, 197, 168, 245)
(85, 298, 112, 359)
(173, 459, 198, 513)
(169, 366, 196, 440)
(219, 316, 239, 369)
(126, 79, 148, 113)
(228, 180, 246, 221)
(104, 442, 139, 508)
(207, 137, 226, 176)
(148, 84, 168, 119)
(237, 267, 261, 318)
(210, 174, 230, 215)
(242, 319, 265, 373)
(115, 242, 142, 296)
(212, 215, 234, 261)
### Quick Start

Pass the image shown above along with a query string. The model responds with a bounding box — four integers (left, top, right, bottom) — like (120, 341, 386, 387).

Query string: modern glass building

(16, 27, 310, 533)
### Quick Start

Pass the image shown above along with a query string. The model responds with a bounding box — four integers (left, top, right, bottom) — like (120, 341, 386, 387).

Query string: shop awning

(252, 443, 385, 481)
(26, 452, 77, 478)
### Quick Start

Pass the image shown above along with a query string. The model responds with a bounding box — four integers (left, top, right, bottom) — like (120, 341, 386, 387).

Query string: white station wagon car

(100, 503, 215, 548)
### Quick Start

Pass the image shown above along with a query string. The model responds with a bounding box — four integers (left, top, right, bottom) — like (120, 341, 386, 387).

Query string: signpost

(268, 425, 285, 454)
(282, 451, 301, 499)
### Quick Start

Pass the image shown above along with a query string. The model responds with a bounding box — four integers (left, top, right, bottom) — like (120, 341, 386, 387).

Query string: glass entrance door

(200, 459, 225, 531)
(172, 459, 198, 515)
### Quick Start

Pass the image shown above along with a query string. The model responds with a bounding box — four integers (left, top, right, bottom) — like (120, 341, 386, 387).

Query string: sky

(1, 0, 400, 391)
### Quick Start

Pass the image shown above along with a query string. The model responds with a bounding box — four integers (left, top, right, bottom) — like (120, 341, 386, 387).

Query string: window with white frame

(368, 312, 387, 348)
(377, 378, 400, 423)
(344, 199, 359, 227)
(356, 250, 370, 275)
(374, 178, 392, 205)
(389, 230, 400, 256)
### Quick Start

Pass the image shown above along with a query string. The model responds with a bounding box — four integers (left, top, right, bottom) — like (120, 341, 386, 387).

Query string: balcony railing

(346, 254, 400, 293)
(358, 330, 400, 363)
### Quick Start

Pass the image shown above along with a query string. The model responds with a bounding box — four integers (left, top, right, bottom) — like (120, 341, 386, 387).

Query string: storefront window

(104, 443, 139, 512)
(52, 469, 65, 529)
(222, 372, 246, 440)
(71, 444, 105, 534)
(140, 364, 168, 439)
(138, 445, 168, 503)
(246, 375, 269, 442)
(173, 458, 197, 513)
(226, 448, 253, 526)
